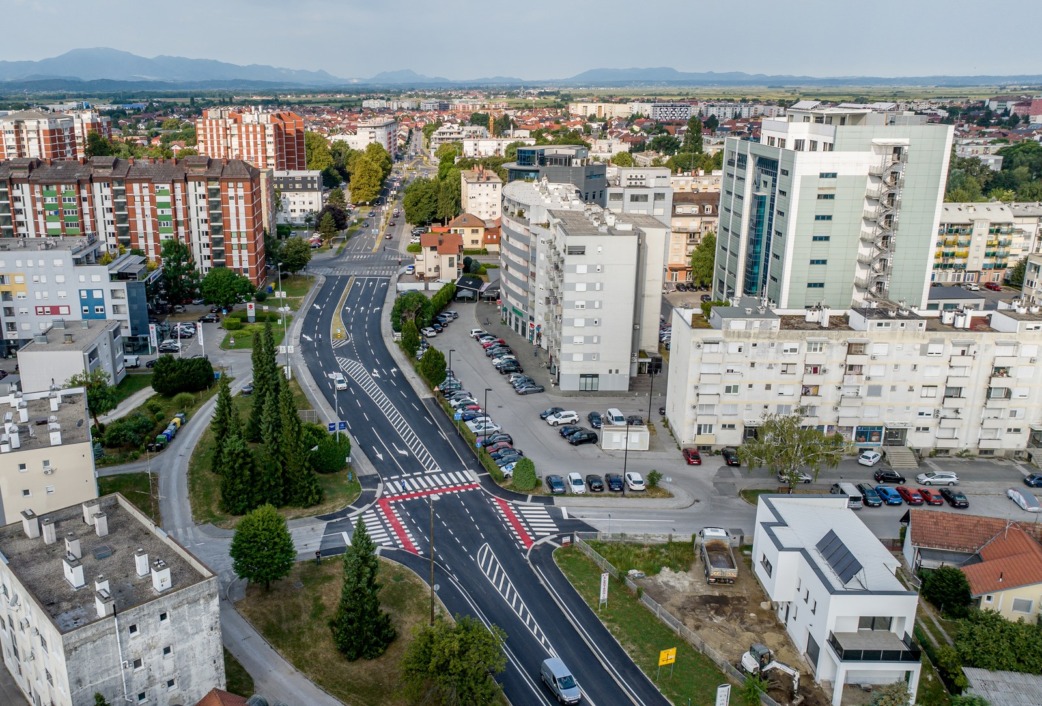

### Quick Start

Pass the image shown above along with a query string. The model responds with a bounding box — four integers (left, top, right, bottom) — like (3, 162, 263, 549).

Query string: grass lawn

(98, 473, 160, 524)
(237, 558, 430, 706)
(221, 322, 287, 350)
(554, 545, 726, 705)
(223, 648, 255, 698)
(113, 372, 154, 404)
(586, 539, 695, 576)
(188, 378, 360, 528)
(916, 655, 951, 706)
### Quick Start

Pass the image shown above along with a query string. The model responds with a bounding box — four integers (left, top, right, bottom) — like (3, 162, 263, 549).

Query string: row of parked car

(469, 329, 542, 392)
(544, 471, 646, 495)
(438, 375, 528, 477)
(419, 310, 459, 338)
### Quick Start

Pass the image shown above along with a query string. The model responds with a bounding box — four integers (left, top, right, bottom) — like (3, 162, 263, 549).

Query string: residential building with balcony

(195, 108, 305, 170)
(0, 494, 223, 705)
(331, 118, 398, 158)
(272, 170, 323, 225)
(754, 495, 921, 706)
(460, 168, 502, 221)
(664, 297, 1042, 457)
(933, 203, 1022, 285)
(667, 192, 719, 283)
(461, 137, 535, 159)
(413, 231, 463, 281)
(428, 124, 487, 151)
(1024, 254, 1042, 306)
(649, 103, 693, 122)
(504, 146, 606, 206)
(605, 167, 673, 225)
(0, 110, 111, 162)
(0, 387, 98, 525)
(670, 170, 723, 194)
(714, 102, 953, 309)
(567, 103, 633, 120)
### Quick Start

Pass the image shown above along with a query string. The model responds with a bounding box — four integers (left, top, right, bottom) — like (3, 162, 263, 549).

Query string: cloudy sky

(5, 0, 1040, 80)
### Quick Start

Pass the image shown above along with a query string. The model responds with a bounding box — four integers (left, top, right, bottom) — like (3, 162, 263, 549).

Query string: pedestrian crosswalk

(488, 496, 559, 549)
(357, 502, 418, 551)
(476, 543, 551, 651)
(383, 470, 478, 498)
(515, 504, 559, 537)
(358, 507, 396, 547)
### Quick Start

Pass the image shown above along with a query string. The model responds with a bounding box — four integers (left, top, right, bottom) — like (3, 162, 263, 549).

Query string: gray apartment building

(606, 166, 673, 226)
(505, 145, 607, 206)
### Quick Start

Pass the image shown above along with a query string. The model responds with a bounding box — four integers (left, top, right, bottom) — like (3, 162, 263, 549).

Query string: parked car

(856, 483, 884, 507)
(940, 487, 969, 508)
(158, 340, 181, 353)
(459, 410, 489, 423)
(470, 329, 486, 338)
(485, 441, 513, 454)
(779, 470, 813, 484)
(874, 469, 906, 484)
(467, 420, 501, 435)
(721, 448, 741, 466)
(984, 281, 1003, 291)
(605, 473, 624, 492)
(539, 407, 565, 420)
(896, 487, 924, 505)
(493, 452, 523, 467)
(963, 282, 980, 291)
(498, 363, 524, 375)
(587, 411, 603, 429)
(1007, 488, 1041, 512)
(1025, 474, 1042, 488)
(626, 415, 644, 426)
(568, 431, 598, 446)
(198, 313, 219, 323)
(421, 327, 437, 337)
(515, 385, 545, 395)
(558, 425, 583, 439)
(918, 488, 944, 506)
(241, 382, 254, 396)
(481, 338, 506, 349)
(566, 472, 586, 494)
(625, 472, 646, 492)
(546, 411, 579, 426)
(586, 475, 605, 492)
(477, 433, 512, 448)
(545, 475, 566, 495)
(682, 448, 702, 465)
(874, 485, 903, 505)
(857, 450, 883, 467)
(916, 471, 959, 486)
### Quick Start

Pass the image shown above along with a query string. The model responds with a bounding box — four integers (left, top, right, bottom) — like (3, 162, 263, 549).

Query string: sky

(5, 0, 1041, 81)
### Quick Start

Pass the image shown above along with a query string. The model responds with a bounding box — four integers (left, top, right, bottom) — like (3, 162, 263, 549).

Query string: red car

(682, 448, 702, 465)
(485, 441, 513, 454)
(896, 486, 924, 505)
(984, 282, 1002, 291)
(918, 488, 944, 506)
(481, 338, 506, 349)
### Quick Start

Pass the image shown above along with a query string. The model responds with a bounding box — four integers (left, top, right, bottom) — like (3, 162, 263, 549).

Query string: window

(819, 172, 837, 179)
(858, 616, 893, 631)
(129, 624, 138, 636)
(817, 193, 835, 200)
(921, 387, 938, 398)
(163, 645, 172, 656)
(18, 463, 26, 473)
(814, 215, 833, 221)
(807, 283, 824, 288)
(760, 554, 773, 576)
(167, 679, 176, 690)
(724, 385, 739, 395)
(809, 259, 827, 265)
(1012, 598, 1033, 613)
(696, 423, 714, 435)
(132, 658, 143, 670)
(137, 693, 147, 704)
(808, 341, 825, 353)
(812, 235, 830, 242)
(21, 490, 30, 497)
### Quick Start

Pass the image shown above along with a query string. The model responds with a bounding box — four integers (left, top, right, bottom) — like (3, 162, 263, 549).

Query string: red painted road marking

(377, 498, 418, 554)
(386, 482, 480, 502)
(494, 497, 533, 549)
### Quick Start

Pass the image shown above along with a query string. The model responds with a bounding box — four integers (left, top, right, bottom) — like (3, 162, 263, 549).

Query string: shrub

(511, 458, 537, 490)
(254, 290, 268, 302)
(646, 470, 663, 488)
(921, 566, 972, 618)
(311, 433, 353, 473)
(152, 355, 214, 396)
(173, 392, 194, 410)
(102, 413, 155, 448)
(406, 243, 421, 253)
(223, 318, 244, 331)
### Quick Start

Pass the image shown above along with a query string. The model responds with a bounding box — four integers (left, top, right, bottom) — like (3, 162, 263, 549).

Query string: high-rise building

(0, 110, 111, 161)
(0, 493, 224, 706)
(460, 167, 502, 221)
(605, 167, 673, 225)
(505, 146, 606, 206)
(715, 102, 953, 310)
(933, 203, 1027, 285)
(330, 118, 398, 158)
(0, 156, 269, 285)
(272, 170, 323, 225)
(195, 108, 305, 170)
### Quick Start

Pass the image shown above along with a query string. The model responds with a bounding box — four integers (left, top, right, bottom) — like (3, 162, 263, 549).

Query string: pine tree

(330, 517, 396, 660)
(256, 381, 285, 507)
(246, 327, 269, 442)
(219, 432, 258, 515)
(210, 376, 234, 474)
(280, 379, 323, 507)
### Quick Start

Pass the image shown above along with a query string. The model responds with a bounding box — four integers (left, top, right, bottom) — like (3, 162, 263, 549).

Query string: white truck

(697, 527, 738, 584)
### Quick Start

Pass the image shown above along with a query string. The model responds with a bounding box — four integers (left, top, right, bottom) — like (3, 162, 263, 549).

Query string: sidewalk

(99, 385, 155, 424)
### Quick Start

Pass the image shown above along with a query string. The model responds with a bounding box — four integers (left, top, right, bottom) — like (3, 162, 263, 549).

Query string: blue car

(875, 485, 903, 505)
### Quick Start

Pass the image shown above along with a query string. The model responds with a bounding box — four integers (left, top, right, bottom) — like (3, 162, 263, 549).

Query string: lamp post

(622, 421, 631, 494)
(448, 348, 455, 377)
(278, 265, 288, 379)
(484, 387, 492, 421)
(429, 494, 440, 625)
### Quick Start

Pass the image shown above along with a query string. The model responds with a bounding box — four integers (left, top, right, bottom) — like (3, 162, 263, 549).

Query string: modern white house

(753, 495, 921, 705)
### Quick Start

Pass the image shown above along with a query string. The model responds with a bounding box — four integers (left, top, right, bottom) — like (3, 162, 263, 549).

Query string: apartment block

(1024, 254, 1042, 306)
(754, 496, 921, 706)
(428, 124, 487, 151)
(505, 146, 606, 206)
(0, 156, 269, 285)
(665, 298, 1042, 457)
(17, 319, 125, 393)
(0, 494, 223, 706)
(0, 110, 111, 161)
(715, 102, 953, 310)
(195, 108, 305, 170)
(933, 203, 1026, 285)
(605, 166, 673, 225)
(0, 387, 98, 525)
(272, 170, 323, 225)
(649, 103, 693, 122)
(461, 137, 535, 159)
(567, 102, 633, 120)
(331, 118, 397, 157)
(460, 167, 502, 221)
(667, 192, 719, 282)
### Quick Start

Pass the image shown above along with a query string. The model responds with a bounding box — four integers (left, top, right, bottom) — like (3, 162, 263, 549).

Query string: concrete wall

(0, 441, 97, 526)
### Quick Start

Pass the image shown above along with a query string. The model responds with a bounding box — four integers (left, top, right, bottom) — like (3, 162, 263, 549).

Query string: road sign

(715, 684, 731, 706)
(599, 572, 609, 609)
(658, 648, 676, 667)
(247, 302, 256, 323)
(327, 423, 336, 432)
(338, 421, 347, 430)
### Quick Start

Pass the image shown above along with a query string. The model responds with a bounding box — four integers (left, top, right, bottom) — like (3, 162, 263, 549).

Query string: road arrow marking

(392, 443, 408, 457)
(372, 447, 384, 461)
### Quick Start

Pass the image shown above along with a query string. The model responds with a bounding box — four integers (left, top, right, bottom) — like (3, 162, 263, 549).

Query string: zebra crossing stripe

(476, 544, 550, 650)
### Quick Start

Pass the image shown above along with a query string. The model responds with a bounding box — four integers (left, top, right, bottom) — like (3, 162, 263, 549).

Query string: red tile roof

(908, 508, 1042, 554)
(448, 213, 484, 229)
(419, 231, 463, 255)
(194, 689, 248, 706)
(961, 527, 1042, 596)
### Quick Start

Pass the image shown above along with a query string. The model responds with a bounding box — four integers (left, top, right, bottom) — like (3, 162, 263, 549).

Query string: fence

(572, 532, 782, 706)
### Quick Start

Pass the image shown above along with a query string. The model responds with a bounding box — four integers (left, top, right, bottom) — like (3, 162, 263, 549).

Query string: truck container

(698, 527, 738, 584)
(174, 412, 187, 426)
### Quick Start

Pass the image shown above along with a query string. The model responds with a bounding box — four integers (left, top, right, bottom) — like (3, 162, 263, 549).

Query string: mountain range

(0, 49, 1041, 91)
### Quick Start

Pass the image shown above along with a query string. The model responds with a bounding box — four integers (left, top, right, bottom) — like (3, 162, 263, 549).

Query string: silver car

(1007, 488, 1041, 512)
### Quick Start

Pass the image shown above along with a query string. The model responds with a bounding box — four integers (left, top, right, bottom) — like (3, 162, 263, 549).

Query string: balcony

(828, 632, 921, 663)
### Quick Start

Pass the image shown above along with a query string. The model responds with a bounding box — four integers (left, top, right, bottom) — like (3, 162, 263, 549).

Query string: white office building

(272, 170, 323, 225)
(605, 167, 673, 226)
(753, 495, 922, 706)
(331, 117, 397, 157)
(715, 102, 953, 310)
(460, 167, 503, 221)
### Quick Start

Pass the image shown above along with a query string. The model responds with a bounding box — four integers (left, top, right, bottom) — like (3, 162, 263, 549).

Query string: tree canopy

(66, 368, 118, 431)
(305, 131, 333, 172)
(199, 267, 255, 309)
(689, 232, 716, 288)
(329, 518, 396, 660)
(921, 566, 972, 618)
(955, 609, 1042, 673)
(349, 155, 383, 204)
(230, 504, 295, 590)
(738, 408, 845, 490)
(160, 240, 200, 305)
(403, 177, 439, 226)
(401, 616, 506, 706)
(279, 237, 312, 274)
(610, 151, 635, 167)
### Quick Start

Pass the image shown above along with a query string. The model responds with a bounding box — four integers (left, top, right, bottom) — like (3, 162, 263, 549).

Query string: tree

(230, 504, 294, 589)
(329, 518, 396, 660)
(150, 355, 214, 396)
(391, 291, 433, 332)
(419, 347, 447, 387)
(220, 433, 258, 514)
(318, 212, 337, 242)
(511, 458, 537, 490)
(402, 615, 506, 706)
(738, 409, 845, 491)
(921, 566, 972, 617)
(610, 151, 634, 167)
(280, 380, 322, 506)
(870, 682, 910, 706)
(160, 240, 200, 305)
(210, 376, 235, 474)
(704, 115, 719, 132)
(327, 187, 346, 208)
(681, 116, 704, 154)
(315, 203, 348, 230)
(85, 132, 115, 158)
(436, 169, 462, 221)
(247, 322, 278, 442)
(648, 134, 681, 155)
(737, 674, 767, 706)
(350, 155, 383, 204)
(94, 694, 111, 706)
(200, 267, 255, 309)
(1007, 256, 1027, 287)
(689, 232, 716, 288)
(364, 142, 392, 181)
(258, 377, 286, 506)
(310, 433, 352, 474)
(950, 696, 990, 706)
(401, 319, 421, 358)
(955, 609, 1042, 673)
(279, 237, 312, 274)
(66, 368, 118, 432)
(305, 131, 333, 172)
(403, 177, 439, 225)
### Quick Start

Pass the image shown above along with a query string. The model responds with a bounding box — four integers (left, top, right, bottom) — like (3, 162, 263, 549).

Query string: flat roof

(928, 286, 985, 301)
(0, 235, 100, 254)
(1, 388, 91, 451)
(17, 319, 118, 354)
(0, 494, 211, 633)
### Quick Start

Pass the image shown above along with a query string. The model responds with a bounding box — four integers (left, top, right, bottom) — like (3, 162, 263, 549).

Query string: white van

(605, 407, 626, 426)
(830, 481, 864, 510)
(540, 658, 581, 704)
(124, 355, 141, 368)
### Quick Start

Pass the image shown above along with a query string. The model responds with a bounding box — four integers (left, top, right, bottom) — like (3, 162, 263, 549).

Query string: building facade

(447, 214, 486, 250)
(195, 108, 305, 171)
(428, 124, 487, 151)
(272, 170, 323, 225)
(332, 118, 398, 158)
(754, 496, 921, 706)
(461, 137, 535, 159)
(667, 192, 719, 282)
(933, 203, 1023, 285)
(413, 231, 463, 281)
(0, 387, 98, 526)
(649, 103, 693, 122)
(666, 298, 1042, 457)
(0, 110, 111, 162)
(605, 167, 673, 225)
(17, 319, 124, 393)
(460, 168, 502, 221)
(0, 494, 223, 706)
(0, 157, 269, 285)
(714, 102, 953, 310)
(505, 146, 607, 206)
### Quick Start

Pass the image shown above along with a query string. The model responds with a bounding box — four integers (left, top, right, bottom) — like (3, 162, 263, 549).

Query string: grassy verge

(586, 539, 695, 575)
(188, 378, 360, 528)
(555, 545, 726, 705)
(113, 373, 154, 404)
(98, 473, 160, 524)
(237, 558, 430, 706)
(221, 322, 287, 350)
(223, 648, 255, 698)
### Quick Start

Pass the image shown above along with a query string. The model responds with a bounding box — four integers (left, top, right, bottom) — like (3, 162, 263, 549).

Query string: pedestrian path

(99, 385, 155, 424)
(382, 470, 478, 499)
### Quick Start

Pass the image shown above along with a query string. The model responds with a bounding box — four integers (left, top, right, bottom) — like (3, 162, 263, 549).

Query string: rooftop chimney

(95, 588, 115, 618)
(93, 512, 109, 537)
(63, 555, 85, 589)
(20, 510, 40, 539)
(135, 548, 149, 577)
(151, 559, 172, 593)
(95, 574, 109, 594)
(65, 533, 81, 559)
(63, 333, 74, 345)
(42, 517, 57, 544)
(81, 499, 100, 525)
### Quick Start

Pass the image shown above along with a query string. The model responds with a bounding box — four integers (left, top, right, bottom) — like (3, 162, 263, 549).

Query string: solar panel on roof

(816, 529, 863, 584)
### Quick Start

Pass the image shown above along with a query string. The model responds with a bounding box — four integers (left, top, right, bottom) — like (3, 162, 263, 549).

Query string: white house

(753, 495, 922, 705)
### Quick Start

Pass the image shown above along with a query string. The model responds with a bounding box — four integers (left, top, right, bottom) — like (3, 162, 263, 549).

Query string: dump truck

(697, 527, 738, 584)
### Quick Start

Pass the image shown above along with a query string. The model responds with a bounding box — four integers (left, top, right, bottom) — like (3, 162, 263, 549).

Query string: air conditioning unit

(870, 355, 878, 360)
(1031, 358, 1038, 364)
(43, 468, 54, 475)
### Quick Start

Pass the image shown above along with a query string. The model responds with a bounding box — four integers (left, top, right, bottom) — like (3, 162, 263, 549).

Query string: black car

(539, 407, 564, 421)
(874, 469, 906, 484)
(569, 431, 598, 446)
(478, 433, 512, 447)
(198, 313, 219, 323)
(855, 483, 884, 507)
(586, 475, 605, 492)
(558, 425, 583, 438)
(241, 382, 254, 396)
(626, 415, 644, 426)
(587, 411, 602, 429)
(515, 385, 545, 395)
(545, 475, 566, 495)
(1025, 474, 1042, 488)
(721, 448, 741, 466)
(498, 364, 523, 375)
(145, 358, 160, 368)
(605, 473, 624, 492)
(940, 488, 969, 508)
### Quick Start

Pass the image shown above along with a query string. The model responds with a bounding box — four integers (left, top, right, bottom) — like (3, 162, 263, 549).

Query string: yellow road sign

(658, 648, 676, 667)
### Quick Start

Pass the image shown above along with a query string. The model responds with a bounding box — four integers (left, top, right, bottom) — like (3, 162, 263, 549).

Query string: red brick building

(196, 108, 306, 170)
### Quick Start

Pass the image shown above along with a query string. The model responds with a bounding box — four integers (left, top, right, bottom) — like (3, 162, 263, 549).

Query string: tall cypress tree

(210, 376, 234, 475)
(329, 518, 396, 660)
(246, 329, 270, 442)
(280, 381, 323, 507)
(220, 432, 258, 515)
(256, 380, 285, 507)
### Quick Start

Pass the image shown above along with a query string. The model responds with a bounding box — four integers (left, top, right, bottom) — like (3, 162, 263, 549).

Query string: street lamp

(429, 494, 441, 625)
(329, 372, 340, 441)
(448, 348, 455, 377)
(484, 387, 492, 420)
(622, 421, 632, 494)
